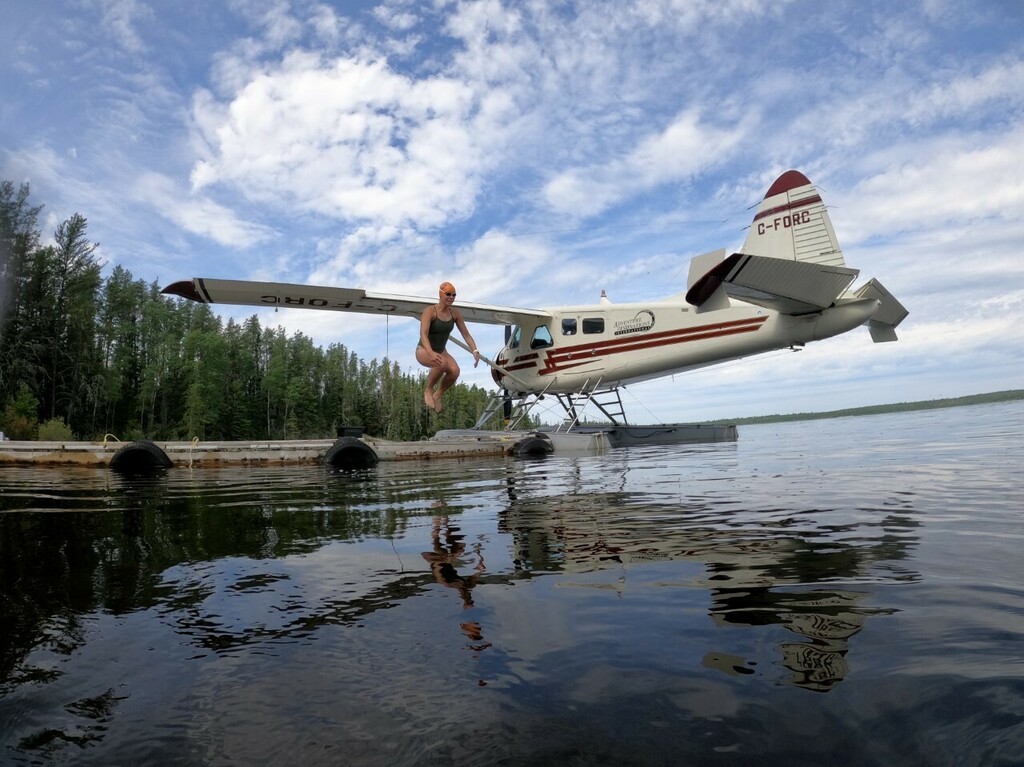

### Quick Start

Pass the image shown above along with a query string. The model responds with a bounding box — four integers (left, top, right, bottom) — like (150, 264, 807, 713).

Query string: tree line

(0, 180, 515, 442)
(713, 389, 1024, 426)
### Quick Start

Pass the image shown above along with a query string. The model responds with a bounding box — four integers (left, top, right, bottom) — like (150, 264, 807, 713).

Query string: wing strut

(447, 337, 534, 392)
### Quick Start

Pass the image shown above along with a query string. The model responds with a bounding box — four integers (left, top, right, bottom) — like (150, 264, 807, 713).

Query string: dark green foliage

(2, 384, 39, 439)
(0, 181, 522, 441)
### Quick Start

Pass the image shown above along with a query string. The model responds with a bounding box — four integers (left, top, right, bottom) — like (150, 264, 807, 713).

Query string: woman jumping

(416, 281, 480, 412)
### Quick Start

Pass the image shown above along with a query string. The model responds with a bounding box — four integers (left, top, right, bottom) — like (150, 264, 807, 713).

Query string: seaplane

(162, 170, 908, 435)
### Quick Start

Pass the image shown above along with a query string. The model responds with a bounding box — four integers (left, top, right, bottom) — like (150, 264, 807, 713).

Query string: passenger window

(582, 317, 604, 334)
(562, 319, 577, 335)
(531, 325, 554, 350)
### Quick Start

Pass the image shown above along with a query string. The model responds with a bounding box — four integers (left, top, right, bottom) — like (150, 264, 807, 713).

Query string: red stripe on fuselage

(506, 361, 539, 372)
(546, 316, 765, 360)
(538, 316, 767, 375)
(752, 194, 822, 223)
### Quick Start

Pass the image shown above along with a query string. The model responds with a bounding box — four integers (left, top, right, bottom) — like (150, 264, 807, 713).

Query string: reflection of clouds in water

(144, 527, 506, 761)
(151, 536, 441, 660)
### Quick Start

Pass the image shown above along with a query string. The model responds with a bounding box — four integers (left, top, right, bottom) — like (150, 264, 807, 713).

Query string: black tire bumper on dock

(109, 440, 174, 472)
(325, 437, 380, 470)
(513, 433, 554, 457)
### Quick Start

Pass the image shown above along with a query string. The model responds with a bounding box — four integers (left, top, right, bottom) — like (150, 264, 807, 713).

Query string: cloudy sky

(2, 0, 1022, 423)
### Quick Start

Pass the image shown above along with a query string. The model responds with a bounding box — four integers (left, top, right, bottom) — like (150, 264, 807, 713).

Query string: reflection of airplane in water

(499, 492, 920, 692)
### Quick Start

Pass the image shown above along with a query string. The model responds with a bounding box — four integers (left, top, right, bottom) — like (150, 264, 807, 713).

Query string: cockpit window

(509, 326, 522, 350)
(582, 317, 605, 334)
(530, 325, 554, 350)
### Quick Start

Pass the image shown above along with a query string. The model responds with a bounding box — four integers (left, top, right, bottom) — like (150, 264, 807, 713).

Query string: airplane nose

(491, 352, 506, 385)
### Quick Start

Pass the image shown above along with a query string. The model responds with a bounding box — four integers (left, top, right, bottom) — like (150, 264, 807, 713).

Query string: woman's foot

(424, 388, 437, 411)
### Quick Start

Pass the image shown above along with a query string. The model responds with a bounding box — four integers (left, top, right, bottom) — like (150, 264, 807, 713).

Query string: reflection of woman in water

(422, 516, 484, 608)
(422, 516, 490, 650)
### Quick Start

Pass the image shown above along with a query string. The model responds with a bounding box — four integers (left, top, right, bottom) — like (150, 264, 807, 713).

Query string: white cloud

(230, 0, 304, 50)
(309, 224, 444, 291)
(97, 0, 149, 52)
(373, 3, 419, 32)
(542, 110, 746, 218)
(135, 172, 275, 248)
(190, 52, 489, 228)
(452, 230, 556, 305)
(307, 4, 346, 44)
(830, 125, 1024, 245)
(904, 58, 1024, 124)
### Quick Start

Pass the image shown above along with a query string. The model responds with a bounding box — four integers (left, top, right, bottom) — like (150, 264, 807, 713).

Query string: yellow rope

(102, 433, 121, 449)
(188, 436, 199, 468)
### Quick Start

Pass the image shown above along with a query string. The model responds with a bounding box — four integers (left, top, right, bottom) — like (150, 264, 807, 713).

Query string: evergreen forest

(0, 181, 512, 442)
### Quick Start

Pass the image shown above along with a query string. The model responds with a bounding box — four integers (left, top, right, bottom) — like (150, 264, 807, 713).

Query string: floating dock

(556, 422, 739, 446)
(0, 423, 736, 471)
(0, 432, 564, 471)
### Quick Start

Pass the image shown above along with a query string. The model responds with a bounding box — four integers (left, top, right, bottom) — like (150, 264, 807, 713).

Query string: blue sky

(2, 0, 1022, 422)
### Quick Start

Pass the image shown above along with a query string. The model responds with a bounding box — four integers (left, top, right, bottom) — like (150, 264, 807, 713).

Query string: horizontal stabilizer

(686, 253, 859, 314)
(854, 278, 908, 342)
(868, 323, 899, 343)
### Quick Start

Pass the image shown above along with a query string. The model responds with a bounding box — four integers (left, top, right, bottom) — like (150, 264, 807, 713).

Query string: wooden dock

(0, 431, 568, 470)
(0, 422, 734, 470)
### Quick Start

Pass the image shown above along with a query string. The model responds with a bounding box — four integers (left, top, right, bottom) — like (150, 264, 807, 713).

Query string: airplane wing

(161, 277, 551, 327)
(685, 253, 860, 315)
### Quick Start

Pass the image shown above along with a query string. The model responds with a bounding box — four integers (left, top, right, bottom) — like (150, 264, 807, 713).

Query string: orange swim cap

(439, 281, 456, 294)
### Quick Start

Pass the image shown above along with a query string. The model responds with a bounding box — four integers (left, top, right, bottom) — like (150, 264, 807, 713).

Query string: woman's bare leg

(433, 354, 460, 411)
(425, 367, 445, 410)
(417, 346, 445, 411)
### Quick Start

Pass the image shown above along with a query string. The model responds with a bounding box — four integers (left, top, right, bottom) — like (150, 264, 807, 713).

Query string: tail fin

(741, 170, 845, 267)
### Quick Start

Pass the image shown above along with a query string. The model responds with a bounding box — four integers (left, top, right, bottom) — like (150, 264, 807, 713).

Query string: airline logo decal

(614, 310, 655, 336)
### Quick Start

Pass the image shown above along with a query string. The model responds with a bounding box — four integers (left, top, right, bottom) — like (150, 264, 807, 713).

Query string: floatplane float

(163, 170, 907, 456)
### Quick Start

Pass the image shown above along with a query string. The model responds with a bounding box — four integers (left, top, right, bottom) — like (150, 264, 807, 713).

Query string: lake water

(1, 402, 1022, 766)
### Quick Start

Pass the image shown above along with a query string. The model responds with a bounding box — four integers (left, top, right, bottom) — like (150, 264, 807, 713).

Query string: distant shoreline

(713, 389, 1023, 426)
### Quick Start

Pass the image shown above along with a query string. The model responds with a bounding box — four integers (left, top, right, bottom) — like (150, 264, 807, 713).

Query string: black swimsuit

(425, 315, 455, 353)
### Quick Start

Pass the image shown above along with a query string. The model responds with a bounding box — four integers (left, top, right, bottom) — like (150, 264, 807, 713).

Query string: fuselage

(492, 296, 879, 395)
